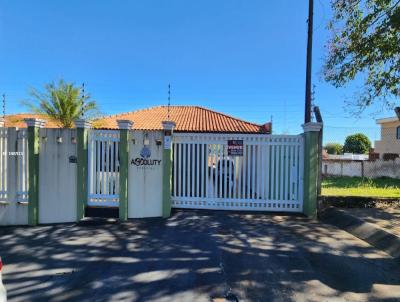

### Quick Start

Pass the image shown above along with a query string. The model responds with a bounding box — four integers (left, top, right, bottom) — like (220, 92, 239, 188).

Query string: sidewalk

(345, 207, 400, 238)
(320, 204, 400, 259)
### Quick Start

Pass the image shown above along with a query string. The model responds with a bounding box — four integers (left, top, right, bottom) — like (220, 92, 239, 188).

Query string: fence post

(302, 122, 322, 218)
(162, 121, 175, 218)
(117, 120, 133, 221)
(75, 119, 92, 222)
(25, 118, 46, 226)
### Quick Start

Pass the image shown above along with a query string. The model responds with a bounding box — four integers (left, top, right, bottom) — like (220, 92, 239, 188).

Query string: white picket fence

(87, 130, 120, 207)
(172, 133, 304, 212)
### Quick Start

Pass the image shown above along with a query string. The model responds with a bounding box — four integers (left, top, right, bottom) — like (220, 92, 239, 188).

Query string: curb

(320, 207, 400, 259)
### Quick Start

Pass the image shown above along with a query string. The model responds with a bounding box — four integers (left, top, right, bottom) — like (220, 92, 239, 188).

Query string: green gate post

(162, 121, 176, 218)
(25, 118, 46, 226)
(302, 122, 323, 218)
(75, 119, 92, 222)
(117, 120, 133, 221)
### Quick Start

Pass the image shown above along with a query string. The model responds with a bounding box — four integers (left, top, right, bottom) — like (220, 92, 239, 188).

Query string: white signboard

(164, 135, 172, 150)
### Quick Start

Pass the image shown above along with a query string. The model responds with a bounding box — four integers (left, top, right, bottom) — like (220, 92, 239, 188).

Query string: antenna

(2, 94, 5, 119)
(167, 83, 171, 120)
(81, 82, 85, 118)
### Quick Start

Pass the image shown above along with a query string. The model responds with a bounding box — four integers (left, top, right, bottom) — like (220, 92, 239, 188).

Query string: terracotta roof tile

(4, 113, 62, 128)
(5, 106, 271, 134)
(95, 106, 270, 133)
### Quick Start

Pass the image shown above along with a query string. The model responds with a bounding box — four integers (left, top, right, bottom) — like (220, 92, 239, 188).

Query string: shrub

(324, 143, 343, 155)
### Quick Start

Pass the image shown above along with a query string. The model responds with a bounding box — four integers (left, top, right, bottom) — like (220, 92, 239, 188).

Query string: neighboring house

(374, 116, 400, 160)
(4, 105, 272, 134)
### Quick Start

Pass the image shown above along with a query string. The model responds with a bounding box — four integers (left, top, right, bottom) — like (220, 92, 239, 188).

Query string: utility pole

(304, 0, 314, 124)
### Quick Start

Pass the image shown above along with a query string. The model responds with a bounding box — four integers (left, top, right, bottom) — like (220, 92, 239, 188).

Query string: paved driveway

(1, 210, 400, 302)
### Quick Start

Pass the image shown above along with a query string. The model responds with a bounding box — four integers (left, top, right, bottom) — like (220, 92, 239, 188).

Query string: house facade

(1, 105, 321, 226)
(374, 117, 400, 159)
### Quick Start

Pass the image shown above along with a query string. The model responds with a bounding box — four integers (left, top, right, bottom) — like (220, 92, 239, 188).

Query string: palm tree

(23, 79, 98, 128)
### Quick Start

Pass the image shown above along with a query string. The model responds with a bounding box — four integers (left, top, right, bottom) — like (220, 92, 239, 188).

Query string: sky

(0, 0, 396, 145)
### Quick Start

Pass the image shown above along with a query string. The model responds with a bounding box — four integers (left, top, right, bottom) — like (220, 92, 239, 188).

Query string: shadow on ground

(1, 210, 400, 302)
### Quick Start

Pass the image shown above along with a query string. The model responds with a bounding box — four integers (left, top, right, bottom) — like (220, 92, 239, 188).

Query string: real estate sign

(228, 140, 243, 156)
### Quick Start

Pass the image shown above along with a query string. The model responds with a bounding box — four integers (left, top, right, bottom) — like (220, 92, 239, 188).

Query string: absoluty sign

(131, 146, 161, 166)
(131, 158, 161, 166)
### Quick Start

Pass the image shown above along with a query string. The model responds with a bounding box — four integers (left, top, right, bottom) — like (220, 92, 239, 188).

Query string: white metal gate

(87, 130, 120, 207)
(172, 133, 304, 212)
(17, 129, 29, 202)
(0, 128, 8, 201)
(0, 128, 29, 202)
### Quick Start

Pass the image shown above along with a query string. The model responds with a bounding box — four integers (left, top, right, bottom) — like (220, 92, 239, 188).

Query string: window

(397, 126, 400, 140)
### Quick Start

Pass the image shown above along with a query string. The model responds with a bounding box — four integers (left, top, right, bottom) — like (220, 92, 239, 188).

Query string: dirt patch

(320, 196, 400, 209)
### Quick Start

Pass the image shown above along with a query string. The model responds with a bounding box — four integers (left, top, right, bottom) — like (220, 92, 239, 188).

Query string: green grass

(322, 176, 400, 198)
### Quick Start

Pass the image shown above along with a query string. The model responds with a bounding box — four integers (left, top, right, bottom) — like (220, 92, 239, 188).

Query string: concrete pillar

(25, 118, 46, 226)
(117, 120, 133, 221)
(302, 122, 323, 218)
(75, 119, 92, 221)
(161, 121, 175, 218)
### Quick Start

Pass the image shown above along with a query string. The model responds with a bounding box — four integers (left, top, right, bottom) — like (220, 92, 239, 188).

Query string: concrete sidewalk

(321, 207, 400, 259)
(346, 207, 400, 237)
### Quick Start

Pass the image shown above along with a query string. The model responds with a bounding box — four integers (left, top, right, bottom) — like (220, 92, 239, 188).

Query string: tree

(324, 0, 400, 114)
(324, 143, 343, 154)
(343, 133, 371, 154)
(23, 80, 98, 128)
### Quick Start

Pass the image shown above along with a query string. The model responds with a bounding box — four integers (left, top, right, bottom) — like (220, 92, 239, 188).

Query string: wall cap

(302, 122, 323, 132)
(162, 121, 176, 131)
(74, 119, 92, 129)
(24, 118, 46, 128)
(117, 119, 133, 130)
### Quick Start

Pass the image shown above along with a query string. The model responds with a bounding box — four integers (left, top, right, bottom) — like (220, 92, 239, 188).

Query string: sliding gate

(172, 133, 304, 212)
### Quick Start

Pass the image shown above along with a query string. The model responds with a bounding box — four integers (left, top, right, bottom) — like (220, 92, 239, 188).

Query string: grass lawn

(322, 176, 400, 198)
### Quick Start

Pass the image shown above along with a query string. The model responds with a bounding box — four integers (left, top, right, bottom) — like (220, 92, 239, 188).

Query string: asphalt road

(1, 210, 400, 302)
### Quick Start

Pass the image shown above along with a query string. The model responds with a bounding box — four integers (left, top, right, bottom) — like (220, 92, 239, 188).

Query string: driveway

(1, 210, 400, 302)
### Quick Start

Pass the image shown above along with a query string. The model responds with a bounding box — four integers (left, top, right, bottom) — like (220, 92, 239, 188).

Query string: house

(4, 105, 272, 134)
(1, 104, 323, 226)
(374, 116, 400, 160)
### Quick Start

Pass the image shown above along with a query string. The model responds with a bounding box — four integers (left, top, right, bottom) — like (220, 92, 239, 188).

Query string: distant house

(4, 105, 272, 134)
(374, 116, 400, 160)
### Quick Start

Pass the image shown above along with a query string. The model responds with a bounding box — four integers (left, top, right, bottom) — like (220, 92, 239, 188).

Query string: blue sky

(0, 0, 396, 144)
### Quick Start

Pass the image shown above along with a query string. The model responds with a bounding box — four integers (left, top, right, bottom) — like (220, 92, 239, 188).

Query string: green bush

(324, 143, 343, 155)
(343, 133, 371, 154)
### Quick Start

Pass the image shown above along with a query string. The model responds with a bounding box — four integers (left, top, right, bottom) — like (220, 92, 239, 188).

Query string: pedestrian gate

(87, 130, 120, 207)
(172, 133, 304, 212)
